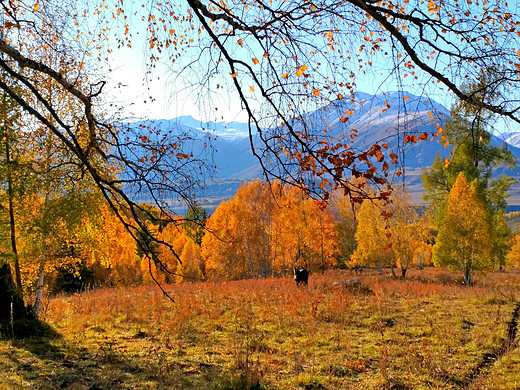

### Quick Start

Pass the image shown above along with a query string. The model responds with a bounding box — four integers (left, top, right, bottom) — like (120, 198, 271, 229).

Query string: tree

(491, 212, 513, 271)
(202, 180, 276, 280)
(386, 191, 433, 278)
(506, 235, 520, 268)
(75, 204, 138, 286)
(184, 206, 208, 246)
(0, 83, 27, 313)
(351, 198, 392, 273)
(333, 193, 359, 269)
(433, 173, 493, 285)
(202, 179, 338, 280)
(422, 71, 516, 218)
(422, 72, 515, 275)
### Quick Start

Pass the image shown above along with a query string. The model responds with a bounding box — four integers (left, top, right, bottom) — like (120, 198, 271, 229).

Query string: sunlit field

(1, 267, 520, 389)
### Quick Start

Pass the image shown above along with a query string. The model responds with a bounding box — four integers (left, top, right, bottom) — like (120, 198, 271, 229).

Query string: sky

(96, 0, 518, 141)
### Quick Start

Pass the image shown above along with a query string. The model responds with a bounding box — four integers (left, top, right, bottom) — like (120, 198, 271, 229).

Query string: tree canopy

(433, 173, 493, 285)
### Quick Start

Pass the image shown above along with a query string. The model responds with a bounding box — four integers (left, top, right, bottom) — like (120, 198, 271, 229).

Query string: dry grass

(1, 267, 520, 389)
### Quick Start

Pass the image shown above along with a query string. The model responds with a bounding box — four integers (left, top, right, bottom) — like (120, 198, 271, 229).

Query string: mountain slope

(129, 92, 520, 210)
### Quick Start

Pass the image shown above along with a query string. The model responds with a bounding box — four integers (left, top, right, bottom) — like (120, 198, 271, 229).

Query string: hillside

(130, 92, 520, 210)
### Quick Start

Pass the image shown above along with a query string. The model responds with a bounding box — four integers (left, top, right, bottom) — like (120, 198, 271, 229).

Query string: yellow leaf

(34, 3, 40, 10)
(250, 86, 255, 92)
(296, 70, 304, 77)
(282, 73, 288, 79)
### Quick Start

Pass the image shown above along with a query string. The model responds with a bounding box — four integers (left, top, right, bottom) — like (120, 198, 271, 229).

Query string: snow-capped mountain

(127, 92, 520, 210)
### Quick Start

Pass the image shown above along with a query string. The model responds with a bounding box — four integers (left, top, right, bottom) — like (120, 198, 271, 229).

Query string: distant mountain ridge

(132, 92, 520, 210)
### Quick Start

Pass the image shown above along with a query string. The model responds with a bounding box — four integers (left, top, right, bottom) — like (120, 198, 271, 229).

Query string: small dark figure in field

(294, 267, 308, 286)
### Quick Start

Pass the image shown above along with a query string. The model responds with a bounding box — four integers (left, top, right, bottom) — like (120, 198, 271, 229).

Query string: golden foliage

(201, 179, 338, 280)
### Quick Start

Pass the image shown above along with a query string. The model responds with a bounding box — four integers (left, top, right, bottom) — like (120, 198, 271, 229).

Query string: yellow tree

(332, 192, 360, 268)
(178, 239, 204, 283)
(387, 191, 434, 278)
(433, 173, 493, 285)
(140, 221, 187, 285)
(76, 205, 138, 286)
(351, 199, 392, 273)
(506, 235, 520, 268)
(301, 198, 338, 273)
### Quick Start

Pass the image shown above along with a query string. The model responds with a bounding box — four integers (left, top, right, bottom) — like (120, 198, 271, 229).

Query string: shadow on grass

(1, 319, 265, 389)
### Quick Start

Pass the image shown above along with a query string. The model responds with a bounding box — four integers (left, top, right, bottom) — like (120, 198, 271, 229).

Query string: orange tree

(202, 180, 338, 280)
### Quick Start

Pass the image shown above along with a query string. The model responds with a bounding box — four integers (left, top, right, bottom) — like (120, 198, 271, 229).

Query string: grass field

(1, 267, 520, 389)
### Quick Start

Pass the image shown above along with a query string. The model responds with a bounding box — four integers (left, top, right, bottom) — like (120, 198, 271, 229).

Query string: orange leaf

(313, 88, 320, 96)
(250, 86, 255, 92)
(296, 64, 307, 77)
(338, 93, 344, 99)
(252, 58, 259, 64)
(237, 39, 243, 46)
(282, 73, 288, 79)
(230, 72, 238, 78)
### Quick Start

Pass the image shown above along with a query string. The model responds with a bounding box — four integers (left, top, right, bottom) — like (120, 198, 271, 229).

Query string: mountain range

(133, 92, 520, 211)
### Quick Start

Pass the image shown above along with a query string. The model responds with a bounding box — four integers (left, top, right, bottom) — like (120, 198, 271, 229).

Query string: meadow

(1, 267, 520, 390)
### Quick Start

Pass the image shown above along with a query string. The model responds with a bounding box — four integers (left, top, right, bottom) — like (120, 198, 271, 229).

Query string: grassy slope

(1, 268, 520, 390)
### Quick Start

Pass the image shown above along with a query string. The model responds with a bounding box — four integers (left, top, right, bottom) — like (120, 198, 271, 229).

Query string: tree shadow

(1, 322, 261, 389)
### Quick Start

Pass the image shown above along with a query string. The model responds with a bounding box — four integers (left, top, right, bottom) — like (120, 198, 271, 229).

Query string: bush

(52, 260, 95, 294)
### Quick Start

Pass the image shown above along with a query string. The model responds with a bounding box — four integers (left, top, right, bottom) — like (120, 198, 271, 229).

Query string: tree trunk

(0, 262, 25, 323)
(32, 258, 46, 317)
(390, 264, 397, 278)
(401, 267, 408, 278)
(6, 138, 22, 295)
(464, 265, 473, 285)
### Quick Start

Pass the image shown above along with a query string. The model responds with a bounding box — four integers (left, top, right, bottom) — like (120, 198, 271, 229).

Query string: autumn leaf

(237, 39, 243, 46)
(252, 58, 259, 64)
(230, 72, 238, 78)
(296, 65, 307, 77)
